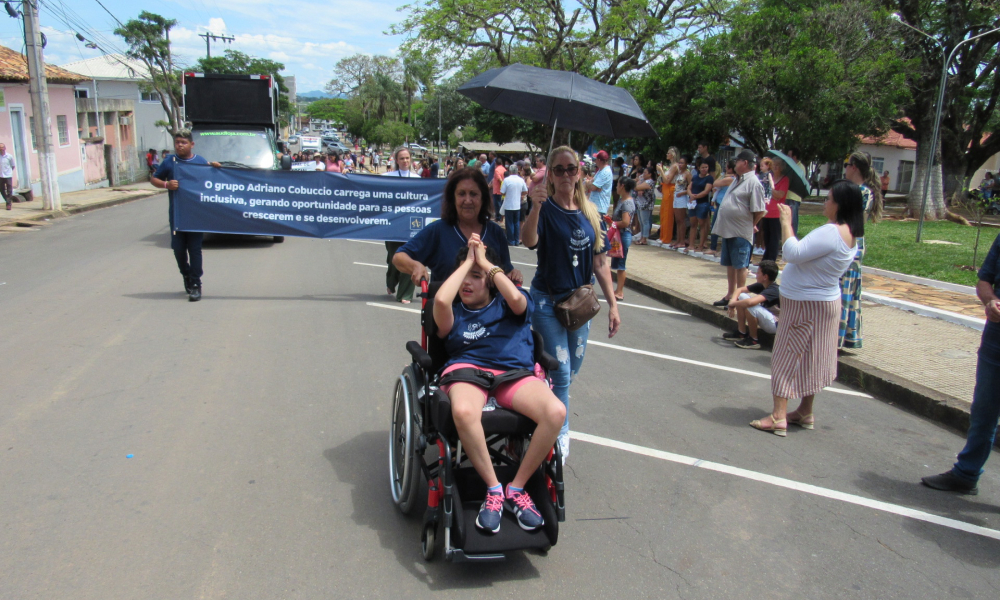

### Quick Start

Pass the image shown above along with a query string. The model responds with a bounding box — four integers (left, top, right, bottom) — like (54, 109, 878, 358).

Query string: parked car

(288, 135, 299, 144)
(406, 143, 428, 153)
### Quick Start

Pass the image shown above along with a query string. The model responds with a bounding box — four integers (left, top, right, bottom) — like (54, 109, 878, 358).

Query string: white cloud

(206, 18, 228, 33)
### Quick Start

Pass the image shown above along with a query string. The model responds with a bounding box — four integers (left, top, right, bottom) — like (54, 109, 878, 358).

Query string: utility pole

(438, 95, 442, 153)
(197, 32, 234, 59)
(23, 0, 60, 211)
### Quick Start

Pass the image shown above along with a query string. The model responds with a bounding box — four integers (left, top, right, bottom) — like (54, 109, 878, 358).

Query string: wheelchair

(389, 281, 565, 562)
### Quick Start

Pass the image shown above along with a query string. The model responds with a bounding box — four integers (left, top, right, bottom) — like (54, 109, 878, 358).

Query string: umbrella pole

(547, 115, 559, 157)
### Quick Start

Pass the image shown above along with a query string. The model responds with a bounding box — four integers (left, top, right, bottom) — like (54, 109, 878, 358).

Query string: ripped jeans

(530, 288, 592, 437)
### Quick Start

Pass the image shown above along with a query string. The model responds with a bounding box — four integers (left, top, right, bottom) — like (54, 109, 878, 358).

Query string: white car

(407, 143, 428, 153)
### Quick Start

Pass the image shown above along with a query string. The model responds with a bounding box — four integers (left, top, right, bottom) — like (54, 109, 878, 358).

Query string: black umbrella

(458, 64, 656, 150)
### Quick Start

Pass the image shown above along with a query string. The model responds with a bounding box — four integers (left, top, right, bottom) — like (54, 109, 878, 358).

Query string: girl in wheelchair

(433, 235, 566, 534)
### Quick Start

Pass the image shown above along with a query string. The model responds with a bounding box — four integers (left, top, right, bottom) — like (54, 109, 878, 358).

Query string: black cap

(735, 149, 757, 163)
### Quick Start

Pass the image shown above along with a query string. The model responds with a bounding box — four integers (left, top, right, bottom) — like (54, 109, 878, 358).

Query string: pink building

(0, 44, 90, 196)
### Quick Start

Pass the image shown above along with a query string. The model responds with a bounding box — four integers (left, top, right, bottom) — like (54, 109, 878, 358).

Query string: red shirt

(767, 176, 788, 218)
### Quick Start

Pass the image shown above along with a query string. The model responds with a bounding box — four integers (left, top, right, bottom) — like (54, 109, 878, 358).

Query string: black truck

(183, 73, 292, 242)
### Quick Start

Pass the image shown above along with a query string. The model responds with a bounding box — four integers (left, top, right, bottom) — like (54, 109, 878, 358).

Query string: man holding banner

(384, 146, 422, 303)
(151, 130, 220, 302)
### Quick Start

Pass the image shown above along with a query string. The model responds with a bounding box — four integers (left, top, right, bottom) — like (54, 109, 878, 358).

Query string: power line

(90, 0, 122, 27)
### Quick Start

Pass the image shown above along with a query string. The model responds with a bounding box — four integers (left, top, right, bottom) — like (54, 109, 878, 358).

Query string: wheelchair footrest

(446, 548, 507, 563)
(455, 500, 553, 554)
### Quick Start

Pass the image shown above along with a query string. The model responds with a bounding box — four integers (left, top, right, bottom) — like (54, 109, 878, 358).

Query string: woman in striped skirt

(750, 181, 865, 436)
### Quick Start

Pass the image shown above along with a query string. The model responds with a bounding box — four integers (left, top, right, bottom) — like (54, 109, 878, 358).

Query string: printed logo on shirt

(569, 228, 591, 252)
(463, 322, 489, 341)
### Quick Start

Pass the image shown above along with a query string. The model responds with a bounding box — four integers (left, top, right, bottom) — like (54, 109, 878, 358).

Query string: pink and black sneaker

(476, 487, 504, 533)
(505, 485, 544, 531)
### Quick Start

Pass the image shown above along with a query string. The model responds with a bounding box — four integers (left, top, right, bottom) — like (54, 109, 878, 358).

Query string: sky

(0, 0, 410, 93)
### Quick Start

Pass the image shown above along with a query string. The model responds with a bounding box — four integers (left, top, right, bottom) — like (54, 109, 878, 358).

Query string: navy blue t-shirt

(979, 233, 1000, 295)
(396, 219, 512, 282)
(530, 200, 608, 300)
(443, 289, 535, 371)
(153, 153, 209, 230)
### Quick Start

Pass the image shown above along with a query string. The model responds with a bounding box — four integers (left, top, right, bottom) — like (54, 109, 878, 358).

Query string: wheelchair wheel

(389, 367, 422, 514)
(421, 522, 436, 561)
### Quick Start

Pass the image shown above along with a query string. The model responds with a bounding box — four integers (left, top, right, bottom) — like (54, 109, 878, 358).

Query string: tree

(417, 79, 473, 142)
(114, 12, 183, 133)
(305, 98, 348, 124)
(357, 72, 406, 121)
(366, 120, 416, 149)
(326, 54, 401, 96)
(888, 0, 1000, 219)
(392, 0, 721, 85)
(195, 50, 292, 128)
(622, 0, 910, 168)
(614, 54, 731, 161)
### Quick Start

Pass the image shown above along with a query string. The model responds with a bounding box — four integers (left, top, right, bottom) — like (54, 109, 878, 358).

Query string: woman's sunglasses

(552, 165, 580, 176)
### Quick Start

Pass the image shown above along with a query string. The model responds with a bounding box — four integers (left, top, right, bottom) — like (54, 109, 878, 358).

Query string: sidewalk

(624, 244, 983, 435)
(0, 182, 161, 229)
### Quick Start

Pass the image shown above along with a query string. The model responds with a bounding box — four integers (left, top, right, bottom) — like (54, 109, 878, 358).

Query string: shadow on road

(141, 230, 279, 250)
(682, 403, 762, 428)
(853, 471, 1000, 566)
(323, 431, 542, 589)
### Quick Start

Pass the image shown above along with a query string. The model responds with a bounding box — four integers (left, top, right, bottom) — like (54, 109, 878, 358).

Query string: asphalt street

(1, 194, 998, 599)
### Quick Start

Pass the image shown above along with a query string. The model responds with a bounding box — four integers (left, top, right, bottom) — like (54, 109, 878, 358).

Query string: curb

(0, 190, 160, 226)
(861, 291, 984, 331)
(624, 273, 981, 440)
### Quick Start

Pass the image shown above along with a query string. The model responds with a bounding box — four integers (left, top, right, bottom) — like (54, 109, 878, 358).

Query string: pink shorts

(440, 363, 545, 410)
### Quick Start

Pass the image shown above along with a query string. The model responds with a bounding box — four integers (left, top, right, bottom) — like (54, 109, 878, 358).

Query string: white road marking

(571, 430, 1000, 542)
(366, 302, 421, 314)
(587, 340, 871, 398)
(510, 260, 536, 267)
(344, 239, 385, 246)
(353, 262, 387, 268)
(600, 298, 686, 315)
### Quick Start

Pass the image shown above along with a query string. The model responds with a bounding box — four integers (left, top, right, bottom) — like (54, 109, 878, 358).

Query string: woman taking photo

(750, 181, 863, 436)
(612, 177, 637, 300)
(393, 166, 521, 285)
(633, 166, 657, 245)
(655, 147, 679, 246)
(668, 156, 692, 249)
(686, 160, 714, 252)
(838, 151, 881, 349)
(524, 146, 621, 461)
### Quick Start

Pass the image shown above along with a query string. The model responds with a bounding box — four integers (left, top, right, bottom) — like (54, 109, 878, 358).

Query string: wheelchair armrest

(406, 341, 434, 371)
(538, 350, 559, 373)
(531, 330, 560, 372)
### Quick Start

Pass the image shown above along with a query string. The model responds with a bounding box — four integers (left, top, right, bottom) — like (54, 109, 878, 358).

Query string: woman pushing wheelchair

(433, 234, 566, 534)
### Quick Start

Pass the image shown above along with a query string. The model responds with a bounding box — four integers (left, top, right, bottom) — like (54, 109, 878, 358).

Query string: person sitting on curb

(723, 259, 780, 349)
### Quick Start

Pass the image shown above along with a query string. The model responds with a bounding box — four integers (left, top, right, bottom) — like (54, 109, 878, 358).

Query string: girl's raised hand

(473, 239, 491, 269)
